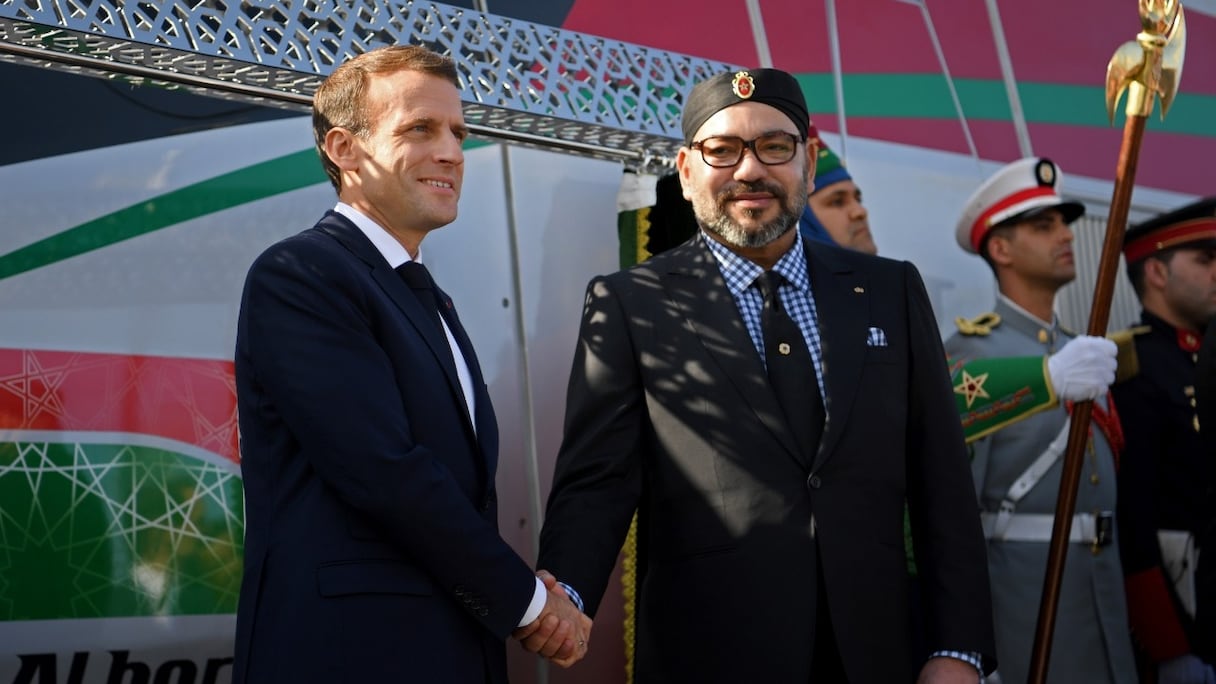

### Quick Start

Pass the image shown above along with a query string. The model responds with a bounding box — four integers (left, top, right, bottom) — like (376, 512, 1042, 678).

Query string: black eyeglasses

(689, 132, 803, 168)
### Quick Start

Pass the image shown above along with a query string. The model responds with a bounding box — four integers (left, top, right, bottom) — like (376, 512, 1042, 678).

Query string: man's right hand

(1046, 335, 1117, 402)
(511, 574, 592, 667)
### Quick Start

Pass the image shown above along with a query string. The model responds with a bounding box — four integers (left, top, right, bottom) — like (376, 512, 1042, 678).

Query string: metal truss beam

(0, 0, 739, 167)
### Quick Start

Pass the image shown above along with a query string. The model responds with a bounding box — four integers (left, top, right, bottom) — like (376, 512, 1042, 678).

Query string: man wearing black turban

(540, 67, 996, 683)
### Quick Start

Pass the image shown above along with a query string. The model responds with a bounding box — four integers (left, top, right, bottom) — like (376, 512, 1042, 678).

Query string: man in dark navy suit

(539, 67, 995, 683)
(232, 45, 588, 683)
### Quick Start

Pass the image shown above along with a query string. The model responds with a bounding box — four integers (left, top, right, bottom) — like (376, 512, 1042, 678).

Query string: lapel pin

(853, 286, 864, 293)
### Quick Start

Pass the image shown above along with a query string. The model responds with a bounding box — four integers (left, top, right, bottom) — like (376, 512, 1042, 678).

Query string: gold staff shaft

(1028, 3, 1185, 683)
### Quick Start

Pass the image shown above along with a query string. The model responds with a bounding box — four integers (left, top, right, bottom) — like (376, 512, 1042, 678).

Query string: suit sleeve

(537, 275, 647, 617)
(901, 261, 998, 673)
(238, 236, 535, 638)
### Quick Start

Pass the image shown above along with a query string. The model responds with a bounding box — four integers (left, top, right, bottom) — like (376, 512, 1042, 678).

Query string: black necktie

(396, 261, 492, 443)
(756, 270, 825, 464)
(396, 261, 453, 357)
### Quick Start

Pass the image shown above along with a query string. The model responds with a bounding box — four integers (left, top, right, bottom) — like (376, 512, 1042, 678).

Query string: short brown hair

(312, 45, 461, 192)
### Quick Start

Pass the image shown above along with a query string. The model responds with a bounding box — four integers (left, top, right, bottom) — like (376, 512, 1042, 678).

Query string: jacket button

(808, 474, 822, 489)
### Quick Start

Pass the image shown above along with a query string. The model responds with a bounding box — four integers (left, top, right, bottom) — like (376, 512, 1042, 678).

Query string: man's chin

(705, 222, 792, 249)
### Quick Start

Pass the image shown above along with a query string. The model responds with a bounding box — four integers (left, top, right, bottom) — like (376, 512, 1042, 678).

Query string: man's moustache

(719, 181, 785, 200)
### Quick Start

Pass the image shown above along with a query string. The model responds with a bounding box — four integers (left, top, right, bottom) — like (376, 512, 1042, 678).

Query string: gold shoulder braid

(955, 312, 1002, 336)
(1109, 326, 1150, 383)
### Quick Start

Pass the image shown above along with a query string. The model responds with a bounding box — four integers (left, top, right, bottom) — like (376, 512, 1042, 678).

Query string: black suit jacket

(233, 211, 535, 683)
(539, 234, 995, 683)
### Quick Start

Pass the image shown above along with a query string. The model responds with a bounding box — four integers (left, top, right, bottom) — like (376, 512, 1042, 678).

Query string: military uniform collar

(1140, 309, 1203, 353)
(995, 294, 1063, 350)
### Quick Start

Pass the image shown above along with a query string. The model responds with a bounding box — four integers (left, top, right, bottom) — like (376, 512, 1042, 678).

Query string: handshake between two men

(513, 570, 593, 668)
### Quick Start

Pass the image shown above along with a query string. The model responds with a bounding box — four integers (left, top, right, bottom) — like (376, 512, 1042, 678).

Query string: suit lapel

(660, 239, 806, 466)
(434, 283, 498, 469)
(316, 213, 479, 440)
(804, 242, 868, 470)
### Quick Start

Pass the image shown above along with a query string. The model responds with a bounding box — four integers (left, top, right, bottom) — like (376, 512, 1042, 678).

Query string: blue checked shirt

(700, 230, 826, 401)
(702, 231, 985, 682)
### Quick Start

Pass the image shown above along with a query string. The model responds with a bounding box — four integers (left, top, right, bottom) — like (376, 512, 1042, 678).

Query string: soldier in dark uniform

(1114, 196, 1216, 684)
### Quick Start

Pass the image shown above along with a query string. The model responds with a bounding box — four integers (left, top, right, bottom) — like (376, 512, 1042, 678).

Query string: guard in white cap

(955, 157, 1084, 254)
(943, 158, 1138, 683)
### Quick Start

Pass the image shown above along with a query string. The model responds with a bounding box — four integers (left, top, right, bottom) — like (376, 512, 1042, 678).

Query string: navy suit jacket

(233, 211, 535, 683)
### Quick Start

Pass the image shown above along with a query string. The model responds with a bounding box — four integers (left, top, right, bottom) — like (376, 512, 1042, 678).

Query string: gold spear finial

(1105, 0, 1187, 122)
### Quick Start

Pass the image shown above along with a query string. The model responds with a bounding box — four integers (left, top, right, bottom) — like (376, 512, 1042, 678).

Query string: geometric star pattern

(0, 349, 239, 464)
(0, 441, 243, 620)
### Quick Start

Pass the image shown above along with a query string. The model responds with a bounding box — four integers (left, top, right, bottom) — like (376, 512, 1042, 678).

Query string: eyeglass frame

(687, 131, 808, 169)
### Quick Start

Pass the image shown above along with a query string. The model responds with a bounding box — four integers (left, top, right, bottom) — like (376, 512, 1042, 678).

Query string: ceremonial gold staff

(1028, 2, 1187, 682)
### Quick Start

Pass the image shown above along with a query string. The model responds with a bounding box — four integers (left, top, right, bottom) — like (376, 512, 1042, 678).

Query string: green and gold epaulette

(954, 312, 1002, 336)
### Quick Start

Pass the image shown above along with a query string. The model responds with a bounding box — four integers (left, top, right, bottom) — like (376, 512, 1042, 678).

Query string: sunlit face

(676, 102, 810, 250)
(988, 209, 1076, 289)
(337, 69, 467, 243)
(1159, 246, 1216, 331)
(808, 179, 875, 254)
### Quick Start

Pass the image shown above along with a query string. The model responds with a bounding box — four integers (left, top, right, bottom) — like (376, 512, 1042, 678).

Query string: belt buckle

(1092, 511, 1114, 554)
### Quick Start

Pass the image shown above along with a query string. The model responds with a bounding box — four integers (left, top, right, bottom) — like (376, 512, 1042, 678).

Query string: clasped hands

(512, 570, 592, 668)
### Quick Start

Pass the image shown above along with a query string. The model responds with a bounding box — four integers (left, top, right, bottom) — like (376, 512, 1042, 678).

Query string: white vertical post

(824, 0, 849, 162)
(744, 0, 774, 67)
(896, 0, 983, 173)
(984, 0, 1034, 157)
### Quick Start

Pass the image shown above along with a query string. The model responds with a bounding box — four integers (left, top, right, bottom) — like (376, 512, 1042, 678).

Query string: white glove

(1046, 335, 1117, 402)
(1159, 654, 1216, 684)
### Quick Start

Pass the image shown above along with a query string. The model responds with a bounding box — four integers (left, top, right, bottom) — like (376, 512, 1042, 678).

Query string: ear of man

(1144, 255, 1172, 290)
(805, 139, 818, 191)
(986, 231, 1015, 268)
(324, 127, 362, 172)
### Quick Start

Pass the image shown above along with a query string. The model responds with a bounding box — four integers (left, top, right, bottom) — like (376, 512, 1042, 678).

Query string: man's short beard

(694, 177, 807, 249)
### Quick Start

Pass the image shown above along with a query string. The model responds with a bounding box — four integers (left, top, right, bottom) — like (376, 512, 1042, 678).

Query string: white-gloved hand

(1046, 335, 1117, 402)
(1158, 654, 1216, 684)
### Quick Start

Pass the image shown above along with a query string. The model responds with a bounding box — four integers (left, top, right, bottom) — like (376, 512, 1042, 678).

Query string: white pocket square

(866, 327, 888, 347)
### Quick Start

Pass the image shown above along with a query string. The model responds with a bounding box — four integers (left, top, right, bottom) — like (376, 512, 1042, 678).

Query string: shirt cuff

(558, 582, 585, 613)
(516, 576, 547, 628)
(930, 650, 984, 681)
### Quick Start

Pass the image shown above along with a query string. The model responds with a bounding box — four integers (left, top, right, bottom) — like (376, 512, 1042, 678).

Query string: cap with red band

(1122, 197, 1216, 264)
(955, 157, 1086, 254)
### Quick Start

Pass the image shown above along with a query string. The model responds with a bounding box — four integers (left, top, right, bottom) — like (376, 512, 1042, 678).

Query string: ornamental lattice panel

(0, 0, 741, 165)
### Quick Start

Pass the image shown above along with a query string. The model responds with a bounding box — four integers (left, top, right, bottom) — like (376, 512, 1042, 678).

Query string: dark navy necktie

(396, 261, 446, 332)
(394, 261, 488, 446)
(755, 270, 825, 465)
(395, 261, 460, 371)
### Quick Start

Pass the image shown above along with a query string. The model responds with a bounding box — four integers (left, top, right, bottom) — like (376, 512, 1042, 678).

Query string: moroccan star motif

(0, 350, 70, 425)
(954, 370, 990, 408)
